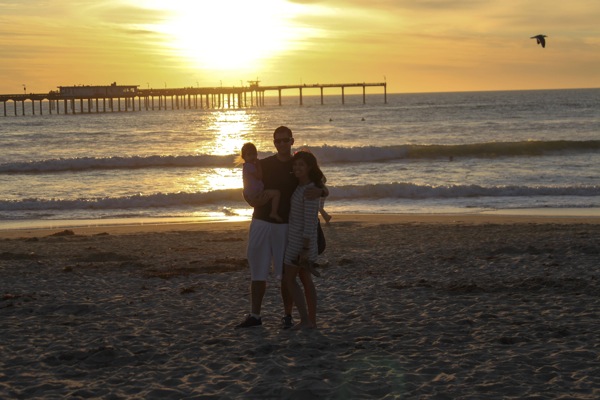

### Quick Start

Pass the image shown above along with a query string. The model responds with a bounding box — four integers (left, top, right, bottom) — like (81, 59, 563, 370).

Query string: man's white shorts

(247, 219, 288, 281)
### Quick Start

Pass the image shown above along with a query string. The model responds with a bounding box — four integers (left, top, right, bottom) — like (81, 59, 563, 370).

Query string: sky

(0, 0, 599, 94)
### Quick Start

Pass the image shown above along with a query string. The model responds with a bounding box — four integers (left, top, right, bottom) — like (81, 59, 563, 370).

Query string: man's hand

(304, 185, 328, 200)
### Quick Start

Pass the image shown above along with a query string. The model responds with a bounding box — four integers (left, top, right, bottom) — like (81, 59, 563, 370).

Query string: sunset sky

(1, 0, 599, 94)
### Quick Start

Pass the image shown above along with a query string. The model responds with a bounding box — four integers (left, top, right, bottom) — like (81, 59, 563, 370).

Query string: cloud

(1, 0, 599, 93)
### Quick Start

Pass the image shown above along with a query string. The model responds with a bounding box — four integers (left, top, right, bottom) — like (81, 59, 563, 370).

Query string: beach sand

(1, 214, 599, 399)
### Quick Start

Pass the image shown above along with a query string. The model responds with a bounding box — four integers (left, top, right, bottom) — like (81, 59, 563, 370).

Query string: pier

(0, 81, 387, 116)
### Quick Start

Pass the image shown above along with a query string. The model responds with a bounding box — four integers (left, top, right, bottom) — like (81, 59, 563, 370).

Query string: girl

(283, 151, 325, 329)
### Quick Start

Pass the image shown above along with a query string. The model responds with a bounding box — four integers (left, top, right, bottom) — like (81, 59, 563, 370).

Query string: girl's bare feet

(291, 321, 316, 330)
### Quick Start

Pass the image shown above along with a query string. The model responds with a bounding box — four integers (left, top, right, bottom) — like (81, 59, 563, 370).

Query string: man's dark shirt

(253, 155, 297, 223)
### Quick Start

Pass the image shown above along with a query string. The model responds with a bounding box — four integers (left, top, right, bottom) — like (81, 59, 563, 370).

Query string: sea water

(1, 88, 599, 229)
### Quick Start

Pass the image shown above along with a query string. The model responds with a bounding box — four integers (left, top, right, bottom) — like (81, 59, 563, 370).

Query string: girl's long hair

(293, 151, 325, 188)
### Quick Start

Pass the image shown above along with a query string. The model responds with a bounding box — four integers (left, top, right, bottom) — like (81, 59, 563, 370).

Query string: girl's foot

(291, 321, 316, 330)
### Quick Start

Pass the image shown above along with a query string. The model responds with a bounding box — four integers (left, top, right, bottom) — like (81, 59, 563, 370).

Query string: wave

(0, 154, 237, 173)
(1, 184, 598, 212)
(312, 140, 600, 163)
(329, 183, 600, 200)
(0, 189, 243, 211)
(1, 140, 598, 173)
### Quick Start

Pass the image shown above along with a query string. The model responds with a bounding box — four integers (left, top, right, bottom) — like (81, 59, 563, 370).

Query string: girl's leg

(303, 261, 320, 277)
(283, 263, 312, 329)
(298, 269, 317, 328)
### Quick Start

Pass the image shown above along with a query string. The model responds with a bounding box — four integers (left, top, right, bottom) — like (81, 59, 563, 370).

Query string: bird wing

(530, 35, 546, 48)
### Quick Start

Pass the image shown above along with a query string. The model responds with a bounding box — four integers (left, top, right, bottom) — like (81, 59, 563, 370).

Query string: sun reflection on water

(182, 167, 242, 193)
(185, 110, 260, 193)
(200, 110, 257, 157)
(207, 168, 241, 191)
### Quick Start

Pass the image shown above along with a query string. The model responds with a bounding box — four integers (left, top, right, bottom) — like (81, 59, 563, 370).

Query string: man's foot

(281, 315, 294, 329)
(235, 314, 262, 329)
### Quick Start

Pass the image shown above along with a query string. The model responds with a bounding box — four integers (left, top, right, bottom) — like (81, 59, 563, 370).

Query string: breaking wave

(2, 140, 598, 173)
(2, 183, 598, 212)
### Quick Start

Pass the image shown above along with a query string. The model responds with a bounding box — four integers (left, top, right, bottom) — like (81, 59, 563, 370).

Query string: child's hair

(241, 143, 258, 161)
(292, 150, 325, 188)
(235, 142, 258, 165)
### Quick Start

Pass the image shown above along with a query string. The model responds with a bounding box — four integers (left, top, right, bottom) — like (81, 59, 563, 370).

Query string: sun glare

(147, 0, 310, 71)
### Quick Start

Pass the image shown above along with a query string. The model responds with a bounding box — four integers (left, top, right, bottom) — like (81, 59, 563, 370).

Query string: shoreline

(1, 209, 599, 239)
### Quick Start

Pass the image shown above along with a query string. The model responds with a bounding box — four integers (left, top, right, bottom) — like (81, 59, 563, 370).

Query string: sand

(1, 214, 599, 399)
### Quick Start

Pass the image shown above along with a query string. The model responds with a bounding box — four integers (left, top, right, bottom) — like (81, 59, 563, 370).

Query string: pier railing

(0, 82, 387, 116)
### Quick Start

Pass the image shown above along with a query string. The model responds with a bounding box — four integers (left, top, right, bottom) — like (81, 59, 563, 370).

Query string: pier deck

(0, 82, 387, 116)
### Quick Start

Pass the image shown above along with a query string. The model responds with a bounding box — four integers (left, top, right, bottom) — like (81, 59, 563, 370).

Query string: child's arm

(255, 160, 263, 181)
(244, 162, 261, 180)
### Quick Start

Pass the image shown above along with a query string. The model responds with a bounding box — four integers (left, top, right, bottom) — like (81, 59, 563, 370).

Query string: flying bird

(531, 34, 547, 48)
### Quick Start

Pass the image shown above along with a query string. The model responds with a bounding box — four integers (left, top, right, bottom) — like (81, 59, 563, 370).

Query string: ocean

(1, 88, 599, 230)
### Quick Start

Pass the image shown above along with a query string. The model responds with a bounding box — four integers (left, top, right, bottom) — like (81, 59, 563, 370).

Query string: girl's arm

(302, 194, 320, 244)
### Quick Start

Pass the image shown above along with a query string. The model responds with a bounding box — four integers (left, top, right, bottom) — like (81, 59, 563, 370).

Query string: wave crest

(2, 140, 598, 173)
(1, 184, 598, 211)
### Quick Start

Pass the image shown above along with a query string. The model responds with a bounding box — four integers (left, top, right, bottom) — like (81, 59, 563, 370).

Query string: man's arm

(304, 184, 328, 200)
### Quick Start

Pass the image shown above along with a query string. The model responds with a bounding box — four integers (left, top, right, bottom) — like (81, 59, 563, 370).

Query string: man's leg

(251, 280, 267, 315)
(236, 220, 270, 329)
(271, 222, 293, 327)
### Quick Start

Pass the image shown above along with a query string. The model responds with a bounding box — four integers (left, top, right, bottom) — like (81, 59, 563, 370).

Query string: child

(240, 143, 282, 222)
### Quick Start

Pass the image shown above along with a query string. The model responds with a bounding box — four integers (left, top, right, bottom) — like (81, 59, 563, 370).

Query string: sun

(147, 0, 310, 71)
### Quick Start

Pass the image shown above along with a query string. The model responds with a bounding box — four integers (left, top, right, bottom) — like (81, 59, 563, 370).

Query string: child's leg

(248, 190, 278, 207)
(268, 190, 281, 216)
(264, 189, 282, 221)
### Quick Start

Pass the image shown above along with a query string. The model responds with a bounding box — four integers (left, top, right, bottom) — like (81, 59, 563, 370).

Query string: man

(236, 126, 324, 329)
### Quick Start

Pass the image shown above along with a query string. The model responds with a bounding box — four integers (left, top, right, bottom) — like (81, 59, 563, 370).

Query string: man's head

(273, 126, 294, 157)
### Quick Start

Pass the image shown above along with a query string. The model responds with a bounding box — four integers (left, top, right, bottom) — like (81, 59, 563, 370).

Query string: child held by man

(239, 142, 282, 222)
